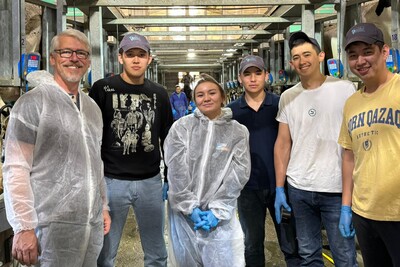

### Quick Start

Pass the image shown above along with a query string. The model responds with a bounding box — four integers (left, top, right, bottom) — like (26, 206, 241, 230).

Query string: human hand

(162, 182, 169, 201)
(274, 187, 291, 224)
(12, 229, 39, 266)
(189, 208, 208, 230)
(172, 109, 177, 116)
(339, 205, 355, 238)
(190, 208, 203, 224)
(199, 210, 219, 231)
(103, 210, 111, 235)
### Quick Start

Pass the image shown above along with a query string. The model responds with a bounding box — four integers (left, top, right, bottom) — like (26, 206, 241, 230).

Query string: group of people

(2, 22, 399, 267)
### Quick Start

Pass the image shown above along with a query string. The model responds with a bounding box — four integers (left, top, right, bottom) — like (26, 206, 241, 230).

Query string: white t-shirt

(276, 76, 355, 192)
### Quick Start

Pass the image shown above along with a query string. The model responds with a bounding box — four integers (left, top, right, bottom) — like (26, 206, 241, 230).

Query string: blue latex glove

(190, 208, 203, 224)
(172, 109, 177, 116)
(162, 182, 169, 201)
(274, 187, 291, 224)
(185, 109, 188, 115)
(339, 205, 356, 238)
(199, 210, 219, 231)
(190, 208, 209, 231)
(194, 220, 209, 231)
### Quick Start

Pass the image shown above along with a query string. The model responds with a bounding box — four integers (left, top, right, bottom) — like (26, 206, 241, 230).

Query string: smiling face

(194, 81, 225, 120)
(50, 35, 91, 88)
(119, 48, 152, 84)
(346, 42, 388, 83)
(290, 42, 325, 78)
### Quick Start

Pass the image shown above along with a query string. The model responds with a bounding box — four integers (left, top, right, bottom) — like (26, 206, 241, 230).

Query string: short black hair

(291, 39, 321, 54)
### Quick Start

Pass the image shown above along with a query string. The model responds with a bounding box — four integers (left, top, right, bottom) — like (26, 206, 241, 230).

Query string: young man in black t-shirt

(90, 32, 173, 267)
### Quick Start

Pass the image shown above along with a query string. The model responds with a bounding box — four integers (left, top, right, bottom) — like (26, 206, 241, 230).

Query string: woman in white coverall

(3, 30, 109, 267)
(164, 73, 251, 267)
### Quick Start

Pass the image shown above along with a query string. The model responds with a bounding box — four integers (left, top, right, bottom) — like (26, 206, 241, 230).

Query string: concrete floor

(114, 206, 364, 266)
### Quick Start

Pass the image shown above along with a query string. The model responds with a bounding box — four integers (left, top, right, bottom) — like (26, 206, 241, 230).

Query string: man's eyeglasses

(53, 49, 90, 59)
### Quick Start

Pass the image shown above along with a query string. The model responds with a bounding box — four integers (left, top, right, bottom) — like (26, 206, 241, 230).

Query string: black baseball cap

(289, 31, 321, 51)
(345, 23, 384, 50)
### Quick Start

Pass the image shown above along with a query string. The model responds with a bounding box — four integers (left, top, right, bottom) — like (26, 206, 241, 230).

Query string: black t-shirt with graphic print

(90, 75, 173, 181)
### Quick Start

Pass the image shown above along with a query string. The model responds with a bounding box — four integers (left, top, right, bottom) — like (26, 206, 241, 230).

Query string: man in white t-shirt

(274, 31, 358, 266)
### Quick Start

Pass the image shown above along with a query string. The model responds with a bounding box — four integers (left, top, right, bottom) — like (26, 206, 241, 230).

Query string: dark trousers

(237, 188, 301, 267)
(353, 212, 400, 267)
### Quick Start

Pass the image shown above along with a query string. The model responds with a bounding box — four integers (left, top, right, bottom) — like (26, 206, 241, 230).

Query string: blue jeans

(97, 174, 167, 267)
(237, 188, 301, 267)
(288, 184, 357, 267)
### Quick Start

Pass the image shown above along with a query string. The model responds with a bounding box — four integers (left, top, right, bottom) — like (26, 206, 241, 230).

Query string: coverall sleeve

(164, 121, 199, 215)
(3, 97, 40, 233)
(208, 126, 251, 221)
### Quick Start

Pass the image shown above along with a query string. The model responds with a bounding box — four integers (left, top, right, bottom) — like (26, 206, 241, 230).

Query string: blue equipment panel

(386, 48, 399, 73)
(327, 59, 343, 78)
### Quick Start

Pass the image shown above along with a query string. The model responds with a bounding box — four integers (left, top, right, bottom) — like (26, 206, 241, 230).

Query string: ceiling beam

(151, 46, 251, 52)
(153, 50, 227, 54)
(27, 0, 56, 9)
(158, 58, 223, 63)
(157, 53, 236, 58)
(151, 44, 250, 50)
(121, 30, 274, 36)
(105, 16, 298, 26)
(73, 0, 341, 6)
(158, 63, 222, 68)
(158, 55, 226, 59)
(149, 39, 258, 45)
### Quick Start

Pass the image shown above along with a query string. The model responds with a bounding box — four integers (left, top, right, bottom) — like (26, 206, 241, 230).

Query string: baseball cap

(239, 55, 266, 74)
(344, 23, 384, 50)
(289, 31, 321, 51)
(119, 33, 150, 53)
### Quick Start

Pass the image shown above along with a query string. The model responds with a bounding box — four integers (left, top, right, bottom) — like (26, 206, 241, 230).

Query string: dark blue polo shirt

(228, 91, 280, 190)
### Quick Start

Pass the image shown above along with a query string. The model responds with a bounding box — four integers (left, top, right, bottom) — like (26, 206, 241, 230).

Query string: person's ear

(382, 44, 390, 60)
(318, 51, 326, 63)
(118, 53, 124, 65)
(50, 52, 56, 66)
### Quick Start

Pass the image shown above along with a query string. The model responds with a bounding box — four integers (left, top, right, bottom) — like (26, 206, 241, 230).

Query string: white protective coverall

(3, 71, 107, 267)
(164, 107, 251, 267)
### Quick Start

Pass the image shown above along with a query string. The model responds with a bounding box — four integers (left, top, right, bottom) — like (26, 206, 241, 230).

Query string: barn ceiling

(60, 0, 373, 72)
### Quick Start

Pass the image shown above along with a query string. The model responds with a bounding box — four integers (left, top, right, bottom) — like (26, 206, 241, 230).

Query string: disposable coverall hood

(26, 70, 54, 87)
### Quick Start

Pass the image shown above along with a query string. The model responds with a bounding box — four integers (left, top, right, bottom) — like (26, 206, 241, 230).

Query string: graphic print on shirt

(110, 93, 157, 154)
